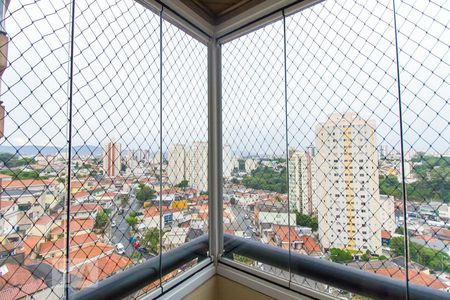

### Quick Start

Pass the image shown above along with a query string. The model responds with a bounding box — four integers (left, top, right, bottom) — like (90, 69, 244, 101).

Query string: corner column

(208, 38, 223, 264)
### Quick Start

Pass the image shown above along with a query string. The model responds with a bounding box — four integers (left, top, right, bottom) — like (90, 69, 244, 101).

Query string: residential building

(103, 141, 121, 177)
(186, 142, 209, 191)
(378, 195, 396, 234)
(168, 142, 211, 191)
(244, 159, 258, 173)
(288, 150, 317, 214)
(223, 144, 234, 178)
(316, 112, 382, 254)
(167, 144, 186, 186)
(0, 200, 20, 241)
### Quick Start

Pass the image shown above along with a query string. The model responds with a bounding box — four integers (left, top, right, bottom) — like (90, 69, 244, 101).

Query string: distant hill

(0, 145, 102, 156)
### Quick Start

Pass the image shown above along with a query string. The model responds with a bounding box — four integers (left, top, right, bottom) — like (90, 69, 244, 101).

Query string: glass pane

(161, 20, 209, 285)
(0, 0, 71, 298)
(72, 0, 160, 296)
(396, 0, 450, 293)
(286, 1, 405, 297)
(222, 21, 289, 279)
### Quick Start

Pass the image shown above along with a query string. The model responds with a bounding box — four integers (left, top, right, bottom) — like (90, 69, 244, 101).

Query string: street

(110, 185, 139, 257)
(230, 204, 259, 241)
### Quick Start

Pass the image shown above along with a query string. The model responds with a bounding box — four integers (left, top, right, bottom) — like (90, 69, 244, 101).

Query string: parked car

(137, 246, 148, 254)
(116, 243, 125, 254)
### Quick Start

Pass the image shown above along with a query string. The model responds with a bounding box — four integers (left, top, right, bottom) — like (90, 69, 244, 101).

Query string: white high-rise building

(288, 151, 317, 215)
(168, 144, 186, 186)
(378, 195, 396, 234)
(103, 141, 121, 177)
(168, 142, 233, 191)
(223, 145, 234, 179)
(245, 159, 258, 173)
(187, 142, 209, 191)
(316, 113, 382, 254)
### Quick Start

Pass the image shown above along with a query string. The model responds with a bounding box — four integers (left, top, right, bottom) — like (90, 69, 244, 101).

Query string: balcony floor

(183, 275, 274, 300)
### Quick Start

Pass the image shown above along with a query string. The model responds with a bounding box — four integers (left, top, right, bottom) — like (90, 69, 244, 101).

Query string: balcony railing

(71, 235, 209, 300)
(0, 0, 448, 299)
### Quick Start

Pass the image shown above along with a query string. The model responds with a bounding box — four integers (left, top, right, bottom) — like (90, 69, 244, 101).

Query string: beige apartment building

(316, 112, 382, 254)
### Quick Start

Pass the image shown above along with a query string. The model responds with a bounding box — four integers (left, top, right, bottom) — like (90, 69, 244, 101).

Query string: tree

(175, 180, 189, 188)
(361, 253, 370, 262)
(330, 248, 353, 263)
(379, 155, 450, 203)
(0, 153, 35, 168)
(125, 213, 139, 231)
(242, 166, 287, 193)
(94, 211, 109, 231)
(294, 210, 318, 231)
(379, 175, 402, 198)
(390, 237, 450, 272)
(0, 170, 47, 180)
(395, 226, 404, 235)
(233, 254, 253, 266)
(136, 183, 156, 204)
(142, 227, 160, 255)
(121, 196, 129, 208)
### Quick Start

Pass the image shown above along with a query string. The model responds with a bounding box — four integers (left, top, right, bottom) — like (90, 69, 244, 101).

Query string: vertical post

(158, 7, 164, 290)
(282, 11, 292, 282)
(208, 38, 223, 264)
(65, 0, 76, 298)
(392, 0, 409, 298)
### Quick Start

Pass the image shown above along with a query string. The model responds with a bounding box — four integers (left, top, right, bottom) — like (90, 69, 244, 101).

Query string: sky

(0, 0, 448, 158)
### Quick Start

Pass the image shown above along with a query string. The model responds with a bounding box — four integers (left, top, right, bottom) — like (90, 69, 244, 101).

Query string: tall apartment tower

(223, 145, 234, 179)
(187, 142, 208, 191)
(316, 113, 381, 254)
(168, 144, 187, 186)
(168, 142, 233, 192)
(103, 141, 122, 177)
(288, 151, 317, 215)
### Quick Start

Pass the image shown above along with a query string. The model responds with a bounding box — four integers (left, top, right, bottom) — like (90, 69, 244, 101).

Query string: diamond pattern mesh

(0, 0, 449, 298)
(0, 0, 208, 298)
(222, 0, 449, 297)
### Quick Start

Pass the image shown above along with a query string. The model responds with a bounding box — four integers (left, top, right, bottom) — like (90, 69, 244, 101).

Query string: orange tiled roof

(45, 243, 114, 270)
(368, 268, 448, 289)
(97, 192, 118, 198)
(72, 191, 90, 199)
(433, 227, 450, 239)
(70, 253, 133, 289)
(0, 179, 54, 189)
(143, 206, 171, 218)
(50, 218, 94, 235)
(190, 195, 208, 202)
(272, 224, 300, 243)
(35, 213, 60, 226)
(0, 263, 47, 300)
(299, 235, 321, 254)
(18, 235, 45, 256)
(70, 203, 102, 213)
(0, 201, 14, 209)
(39, 233, 98, 255)
(381, 230, 392, 239)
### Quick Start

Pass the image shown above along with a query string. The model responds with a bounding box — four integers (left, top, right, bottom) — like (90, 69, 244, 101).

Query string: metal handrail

(71, 235, 209, 300)
(223, 234, 450, 300)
